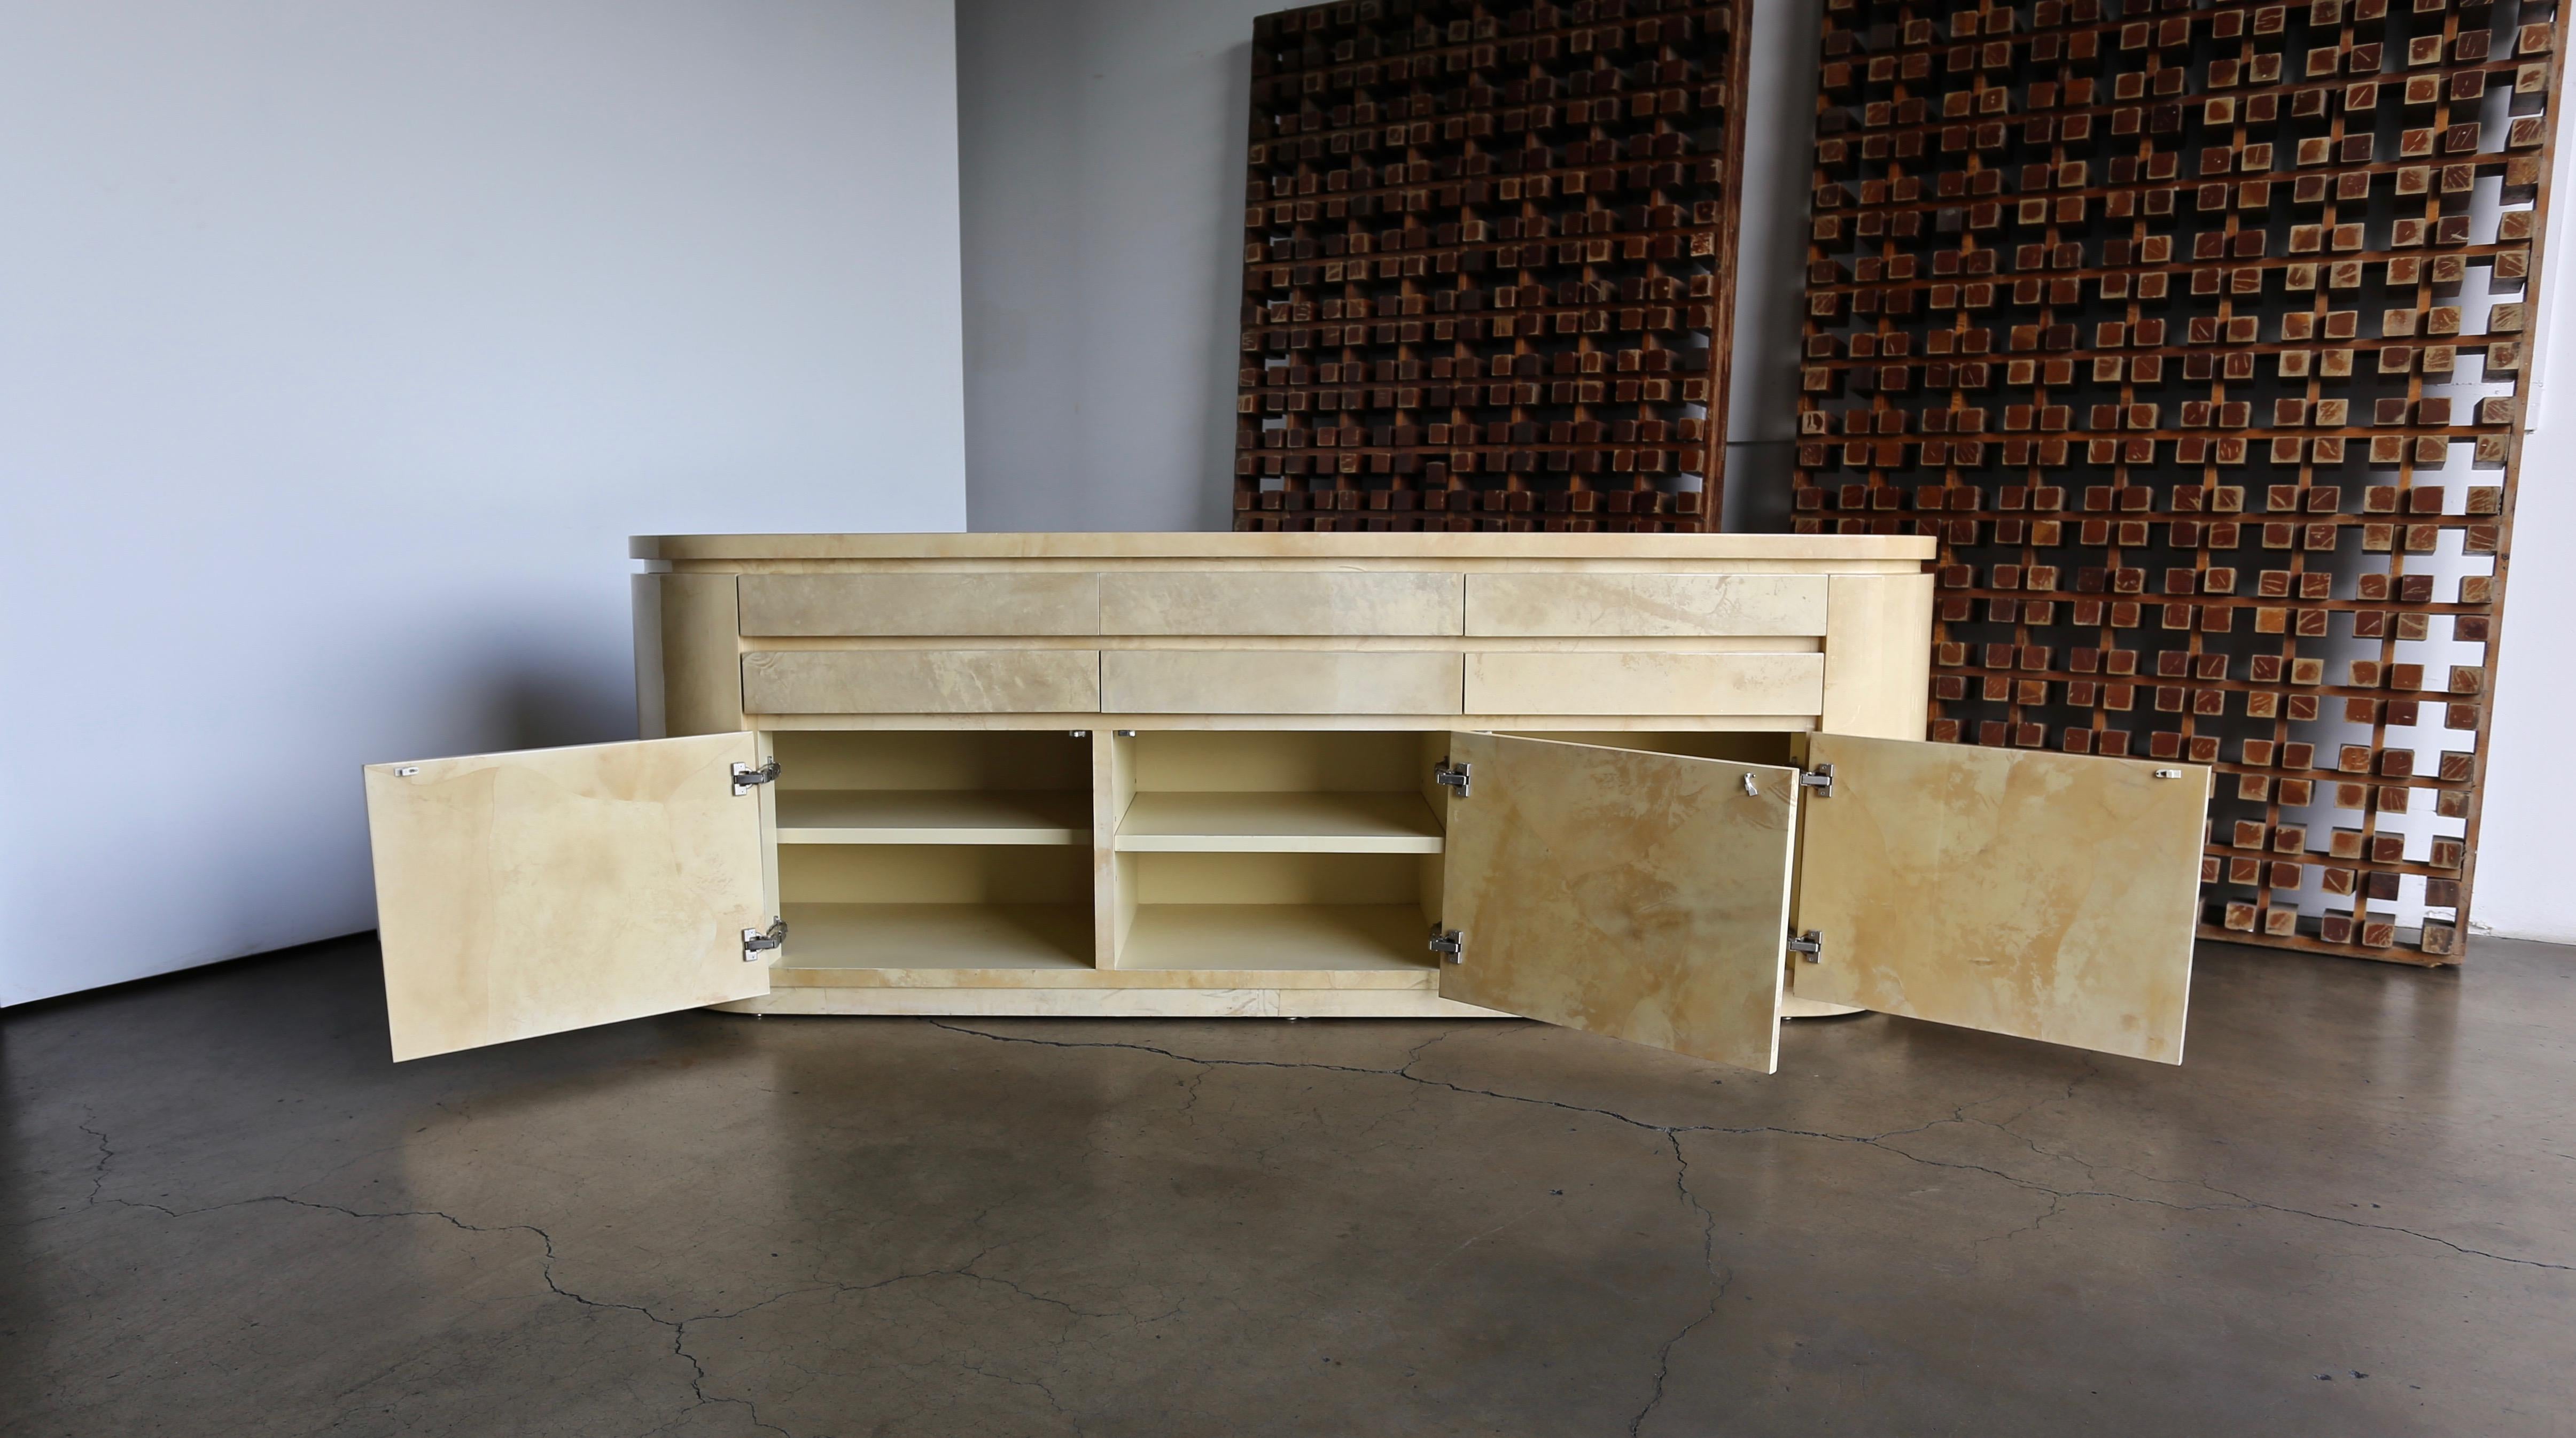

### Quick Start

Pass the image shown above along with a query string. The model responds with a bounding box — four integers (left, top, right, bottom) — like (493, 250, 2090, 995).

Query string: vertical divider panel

(1417, 730, 1450, 929)
(756, 732, 782, 953)
(1096, 729, 1137, 967)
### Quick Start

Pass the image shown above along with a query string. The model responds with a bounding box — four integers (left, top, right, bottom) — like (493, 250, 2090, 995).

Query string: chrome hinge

(741, 918, 787, 960)
(1428, 926, 1465, 963)
(1787, 929, 1823, 963)
(731, 758, 780, 795)
(1434, 759, 1473, 798)
(1798, 764, 1835, 799)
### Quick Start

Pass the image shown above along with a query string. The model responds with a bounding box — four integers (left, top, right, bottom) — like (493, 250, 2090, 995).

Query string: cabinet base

(713, 987, 1514, 1019)
(716, 988, 1875, 1023)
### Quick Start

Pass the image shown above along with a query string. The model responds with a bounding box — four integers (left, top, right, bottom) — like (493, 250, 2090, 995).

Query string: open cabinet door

(1437, 733, 1800, 1072)
(364, 733, 773, 1061)
(1791, 734, 2209, 1064)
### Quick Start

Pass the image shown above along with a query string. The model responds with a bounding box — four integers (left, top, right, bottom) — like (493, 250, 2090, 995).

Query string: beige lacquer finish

(1102, 651, 1464, 714)
(635, 532, 1937, 563)
(1464, 573, 1828, 636)
(742, 650, 1102, 714)
(363, 733, 771, 1061)
(1436, 734, 1799, 1072)
(633, 573, 745, 739)
(1465, 651, 1823, 716)
(1100, 572, 1462, 635)
(1818, 574, 1936, 740)
(494, 529, 2235, 1047)
(740, 573, 1100, 636)
(1790, 734, 2210, 1064)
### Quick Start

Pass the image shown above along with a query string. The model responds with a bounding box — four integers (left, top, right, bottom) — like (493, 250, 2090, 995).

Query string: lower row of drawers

(737, 649, 1825, 717)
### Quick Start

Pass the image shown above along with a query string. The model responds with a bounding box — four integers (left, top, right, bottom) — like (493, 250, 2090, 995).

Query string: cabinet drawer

(742, 650, 1101, 714)
(738, 574, 1099, 636)
(1102, 651, 1463, 714)
(1101, 572, 1461, 636)
(1465, 574, 1828, 637)
(1466, 652, 1824, 716)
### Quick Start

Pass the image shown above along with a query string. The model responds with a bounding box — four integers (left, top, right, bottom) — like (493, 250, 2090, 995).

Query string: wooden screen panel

(1792, 0, 2563, 965)
(1234, 0, 1755, 534)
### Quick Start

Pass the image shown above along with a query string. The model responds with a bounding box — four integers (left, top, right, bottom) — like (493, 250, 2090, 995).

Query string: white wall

(2469, 346, 2576, 944)
(0, 0, 967, 1006)
(956, 0, 1820, 533)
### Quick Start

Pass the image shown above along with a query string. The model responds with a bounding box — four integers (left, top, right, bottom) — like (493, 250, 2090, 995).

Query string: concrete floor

(2, 938, 2569, 1437)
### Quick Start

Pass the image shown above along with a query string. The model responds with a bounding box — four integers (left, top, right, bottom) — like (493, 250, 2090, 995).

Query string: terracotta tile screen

(1233, 0, 1753, 532)
(1792, 0, 2560, 961)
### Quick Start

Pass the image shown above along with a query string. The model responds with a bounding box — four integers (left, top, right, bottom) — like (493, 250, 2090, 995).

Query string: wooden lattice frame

(1792, 0, 2562, 963)
(1233, 0, 1755, 532)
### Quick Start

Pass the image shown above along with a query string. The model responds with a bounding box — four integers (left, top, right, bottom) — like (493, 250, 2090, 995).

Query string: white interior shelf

(1119, 904, 1435, 971)
(775, 789, 1090, 845)
(1114, 791, 1443, 853)
(779, 902, 1093, 969)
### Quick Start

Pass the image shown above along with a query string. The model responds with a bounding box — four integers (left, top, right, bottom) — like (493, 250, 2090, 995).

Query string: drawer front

(1466, 652, 1825, 716)
(741, 650, 1101, 714)
(1465, 573, 1830, 637)
(737, 574, 1099, 637)
(1102, 651, 1464, 714)
(1101, 572, 1462, 636)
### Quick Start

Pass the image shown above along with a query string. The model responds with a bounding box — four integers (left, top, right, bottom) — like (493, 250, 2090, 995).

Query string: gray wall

(0, 0, 967, 1006)
(956, 0, 1821, 533)
(956, 0, 1256, 531)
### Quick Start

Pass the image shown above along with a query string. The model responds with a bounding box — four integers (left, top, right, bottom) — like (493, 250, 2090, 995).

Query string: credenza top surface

(631, 532, 1939, 564)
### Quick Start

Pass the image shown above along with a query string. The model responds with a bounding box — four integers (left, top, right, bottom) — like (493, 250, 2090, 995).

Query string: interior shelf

(775, 789, 1090, 845)
(778, 902, 1093, 970)
(1114, 791, 1442, 853)
(1119, 904, 1435, 971)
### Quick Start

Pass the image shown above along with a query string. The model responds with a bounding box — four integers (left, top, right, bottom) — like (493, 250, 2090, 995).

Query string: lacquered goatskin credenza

(362, 533, 2213, 1075)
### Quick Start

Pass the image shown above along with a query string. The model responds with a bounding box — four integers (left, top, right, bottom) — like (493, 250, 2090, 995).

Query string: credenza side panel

(1819, 574, 1935, 741)
(637, 572, 746, 737)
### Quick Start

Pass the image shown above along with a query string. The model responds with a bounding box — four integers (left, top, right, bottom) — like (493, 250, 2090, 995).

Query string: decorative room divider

(1788, 0, 2560, 963)
(1231, 0, 1754, 533)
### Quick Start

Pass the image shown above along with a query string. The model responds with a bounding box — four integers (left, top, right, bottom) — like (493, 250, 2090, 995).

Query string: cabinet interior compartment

(1110, 730, 1447, 853)
(1110, 849, 1442, 973)
(769, 729, 1091, 845)
(777, 844, 1092, 970)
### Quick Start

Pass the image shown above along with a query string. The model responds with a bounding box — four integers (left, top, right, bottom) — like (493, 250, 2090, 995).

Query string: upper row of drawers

(735, 572, 1829, 639)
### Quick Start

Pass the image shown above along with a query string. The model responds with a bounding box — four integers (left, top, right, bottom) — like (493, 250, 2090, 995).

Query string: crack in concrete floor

(7, 936, 2572, 1436)
(923, 1019, 2575, 1273)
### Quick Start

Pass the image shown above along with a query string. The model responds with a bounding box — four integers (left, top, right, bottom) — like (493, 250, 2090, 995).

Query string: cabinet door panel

(1792, 735, 2208, 1064)
(1438, 733, 1797, 1071)
(365, 733, 771, 1061)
